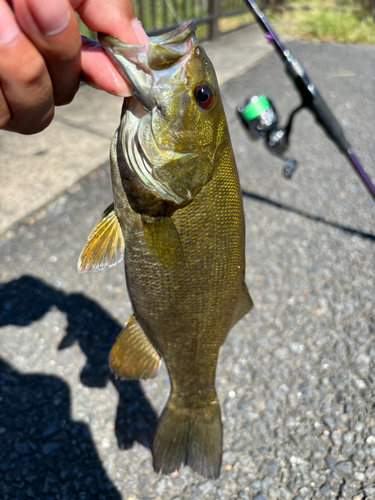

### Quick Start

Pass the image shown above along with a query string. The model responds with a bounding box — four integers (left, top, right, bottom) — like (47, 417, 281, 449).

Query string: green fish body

(79, 19, 252, 479)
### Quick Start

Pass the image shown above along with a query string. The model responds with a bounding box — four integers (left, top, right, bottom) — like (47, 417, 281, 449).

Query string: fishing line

(162, 0, 181, 24)
(196, 0, 208, 18)
(161, 0, 208, 25)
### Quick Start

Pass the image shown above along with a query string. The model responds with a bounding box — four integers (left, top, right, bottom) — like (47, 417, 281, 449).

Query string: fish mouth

(98, 19, 197, 110)
(99, 18, 196, 51)
(99, 20, 199, 205)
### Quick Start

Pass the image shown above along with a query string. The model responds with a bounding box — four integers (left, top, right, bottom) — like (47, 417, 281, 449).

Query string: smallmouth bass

(78, 19, 253, 479)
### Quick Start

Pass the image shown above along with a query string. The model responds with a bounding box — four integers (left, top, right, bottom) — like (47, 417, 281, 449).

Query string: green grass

(76, 15, 97, 40)
(219, 12, 254, 32)
(269, 0, 375, 43)
(77, 0, 375, 44)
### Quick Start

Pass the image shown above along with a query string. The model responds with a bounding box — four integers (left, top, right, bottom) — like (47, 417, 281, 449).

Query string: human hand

(0, 0, 148, 135)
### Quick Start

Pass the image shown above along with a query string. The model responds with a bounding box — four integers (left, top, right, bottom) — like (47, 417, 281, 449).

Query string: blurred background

(78, 0, 375, 43)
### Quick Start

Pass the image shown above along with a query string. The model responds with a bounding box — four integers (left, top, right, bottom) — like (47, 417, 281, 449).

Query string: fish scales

(79, 19, 252, 479)
(123, 141, 244, 377)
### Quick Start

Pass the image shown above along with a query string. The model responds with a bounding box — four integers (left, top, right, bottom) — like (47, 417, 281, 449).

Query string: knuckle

(26, 107, 55, 135)
(18, 53, 47, 88)
(6, 106, 54, 135)
(28, 109, 54, 135)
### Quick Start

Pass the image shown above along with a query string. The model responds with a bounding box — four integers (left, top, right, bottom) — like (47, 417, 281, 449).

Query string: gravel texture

(1, 41, 375, 499)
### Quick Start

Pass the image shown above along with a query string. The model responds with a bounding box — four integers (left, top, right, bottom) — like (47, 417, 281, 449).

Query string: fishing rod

(238, 0, 375, 200)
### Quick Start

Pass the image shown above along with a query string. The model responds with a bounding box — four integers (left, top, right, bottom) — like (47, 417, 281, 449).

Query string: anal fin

(109, 315, 160, 379)
(230, 282, 253, 329)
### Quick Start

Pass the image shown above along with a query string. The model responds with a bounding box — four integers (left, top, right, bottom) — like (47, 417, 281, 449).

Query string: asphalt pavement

(1, 27, 375, 500)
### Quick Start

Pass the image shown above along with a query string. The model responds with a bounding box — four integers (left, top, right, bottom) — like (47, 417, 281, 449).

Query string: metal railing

(133, 0, 249, 39)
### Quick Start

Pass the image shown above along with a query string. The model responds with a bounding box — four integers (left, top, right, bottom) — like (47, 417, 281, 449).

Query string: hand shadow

(0, 275, 157, 451)
(0, 358, 121, 499)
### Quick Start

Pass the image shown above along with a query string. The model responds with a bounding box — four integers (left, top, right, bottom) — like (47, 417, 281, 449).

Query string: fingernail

(0, 2, 21, 44)
(130, 18, 149, 45)
(28, 0, 71, 36)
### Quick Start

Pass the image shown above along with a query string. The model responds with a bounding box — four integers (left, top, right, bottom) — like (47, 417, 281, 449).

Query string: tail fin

(152, 399, 222, 479)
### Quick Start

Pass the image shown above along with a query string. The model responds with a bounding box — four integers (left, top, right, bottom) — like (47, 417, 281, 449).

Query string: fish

(78, 19, 253, 479)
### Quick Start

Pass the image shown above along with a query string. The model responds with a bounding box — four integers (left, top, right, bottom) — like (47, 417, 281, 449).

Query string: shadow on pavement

(0, 276, 157, 455)
(0, 358, 121, 499)
(241, 189, 375, 241)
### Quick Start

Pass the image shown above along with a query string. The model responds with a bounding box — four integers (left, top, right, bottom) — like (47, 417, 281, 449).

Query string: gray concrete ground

(1, 23, 375, 500)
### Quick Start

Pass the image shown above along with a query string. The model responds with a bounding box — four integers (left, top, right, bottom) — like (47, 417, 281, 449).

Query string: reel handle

(238, 95, 298, 178)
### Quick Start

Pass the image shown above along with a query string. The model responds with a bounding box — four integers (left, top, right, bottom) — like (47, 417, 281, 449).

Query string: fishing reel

(238, 0, 375, 199)
(238, 95, 298, 178)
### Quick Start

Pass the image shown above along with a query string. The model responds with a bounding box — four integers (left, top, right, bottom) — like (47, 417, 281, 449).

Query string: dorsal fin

(78, 203, 124, 273)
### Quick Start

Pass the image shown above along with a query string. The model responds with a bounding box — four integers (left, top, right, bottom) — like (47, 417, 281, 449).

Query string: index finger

(72, 0, 149, 44)
(72, 0, 149, 96)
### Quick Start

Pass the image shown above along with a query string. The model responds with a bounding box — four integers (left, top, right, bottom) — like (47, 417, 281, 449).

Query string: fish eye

(194, 84, 214, 109)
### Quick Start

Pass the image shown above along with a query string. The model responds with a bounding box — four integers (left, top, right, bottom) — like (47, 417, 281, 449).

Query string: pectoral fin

(109, 315, 160, 379)
(78, 203, 124, 273)
(230, 282, 253, 329)
(142, 215, 184, 267)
